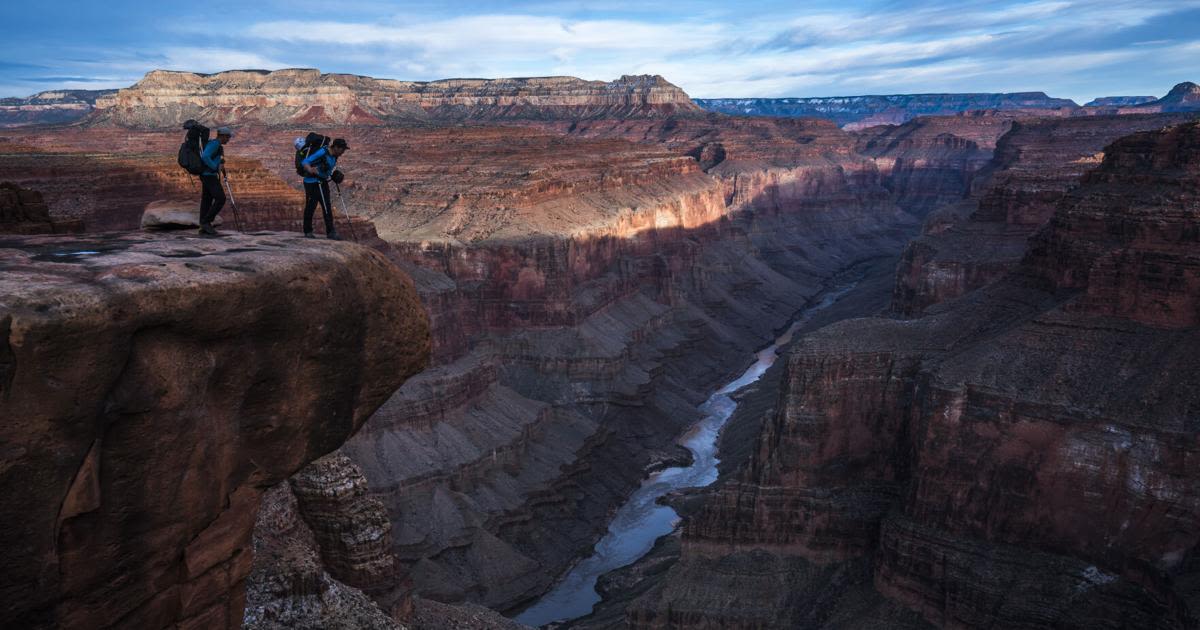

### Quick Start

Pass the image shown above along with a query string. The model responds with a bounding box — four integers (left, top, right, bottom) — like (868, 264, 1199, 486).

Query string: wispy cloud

(1, 0, 1198, 101)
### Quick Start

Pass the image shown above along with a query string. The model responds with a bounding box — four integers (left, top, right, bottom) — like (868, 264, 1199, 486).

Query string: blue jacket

(201, 139, 223, 176)
(302, 148, 337, 184)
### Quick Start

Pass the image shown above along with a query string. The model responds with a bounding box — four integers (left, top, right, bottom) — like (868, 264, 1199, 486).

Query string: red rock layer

(636, 120, 1200, 629)
(0, 233, 429, 629)
(890, 112, 1199, 316)
(854, 113, 1013, 216)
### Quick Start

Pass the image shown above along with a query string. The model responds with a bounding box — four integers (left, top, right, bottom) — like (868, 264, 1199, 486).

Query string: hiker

(198, 127, 233, 235)
(301, 138, 348, 240)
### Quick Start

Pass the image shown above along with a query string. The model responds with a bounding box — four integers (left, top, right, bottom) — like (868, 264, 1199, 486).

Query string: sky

(2, 0, 1199, 103)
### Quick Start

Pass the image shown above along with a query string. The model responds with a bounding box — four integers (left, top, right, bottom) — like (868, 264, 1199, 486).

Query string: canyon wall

(0, 232, 430, 629)
(626, 120, 1200, 629)
(11, 69, 1188, 629)
(890, 112, 1199, 316)
(0, 89, 115, 127)
(694, 92, 1078, 126)
(695, 82, 1200, 128)
(327, 113, 920, 614)
(91, 69, 701, 127)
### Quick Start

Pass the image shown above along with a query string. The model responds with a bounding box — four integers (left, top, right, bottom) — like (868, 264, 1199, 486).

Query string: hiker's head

(330, 138, 349, 157)
(217, 127, 234, 144)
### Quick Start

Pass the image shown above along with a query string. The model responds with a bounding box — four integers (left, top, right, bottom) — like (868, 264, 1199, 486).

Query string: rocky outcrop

(289, 454, 401, 598)
(244, 484, 406, 630)
(633, 120, 1200, 629)
(0, 89, 115, 127)
(1084, 96, 1156, 107)
(694, 92, 1078, 126)
(141, 199, 224, 229)
(890, 112, 1199, 316)
(91, 69, 701, 127)
(1126, 81, 1200, 113)
(0, 232, 430, 629)
(0, 181, 83, 233)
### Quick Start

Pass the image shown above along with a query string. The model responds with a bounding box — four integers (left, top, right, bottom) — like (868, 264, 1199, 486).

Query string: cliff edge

(0, 232, 430, 629)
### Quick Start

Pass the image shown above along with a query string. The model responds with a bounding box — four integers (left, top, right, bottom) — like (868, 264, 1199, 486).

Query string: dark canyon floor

(1, 69, 1198, 630)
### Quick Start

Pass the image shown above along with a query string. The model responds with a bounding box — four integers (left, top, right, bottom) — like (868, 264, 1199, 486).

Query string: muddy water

(514, 284, 856, 627)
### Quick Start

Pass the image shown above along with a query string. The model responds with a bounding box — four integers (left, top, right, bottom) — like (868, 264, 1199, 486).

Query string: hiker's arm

(301, 149, 325, 175)
(201, 140, 222, 170)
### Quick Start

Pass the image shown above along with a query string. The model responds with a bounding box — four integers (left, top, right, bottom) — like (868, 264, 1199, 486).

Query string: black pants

(199, 174, 226, 225)
(303, 181, 335, 234)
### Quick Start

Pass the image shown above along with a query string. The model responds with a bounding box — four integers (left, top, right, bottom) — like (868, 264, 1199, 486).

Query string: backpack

(294, 132, 331, 176)
(177, 120, 210, 175)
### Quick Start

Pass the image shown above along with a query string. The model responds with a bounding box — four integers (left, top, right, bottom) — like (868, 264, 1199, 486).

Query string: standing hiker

(198, 127, 233, 235)
(301, 138, 349, 240)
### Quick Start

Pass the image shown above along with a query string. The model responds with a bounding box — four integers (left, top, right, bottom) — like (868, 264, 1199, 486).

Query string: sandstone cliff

(630, 120, 1200, 629)
(0, 232, 430, 629)
(91, 69, 701, 127)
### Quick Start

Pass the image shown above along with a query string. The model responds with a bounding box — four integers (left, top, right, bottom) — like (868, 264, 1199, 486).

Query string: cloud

(3, 0, 1199, 102)
(155, 48, 288, 73)
(248, 15, 725, 56)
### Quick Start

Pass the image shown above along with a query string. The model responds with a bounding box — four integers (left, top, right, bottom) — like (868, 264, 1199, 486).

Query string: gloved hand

(331, 170, 345, 184)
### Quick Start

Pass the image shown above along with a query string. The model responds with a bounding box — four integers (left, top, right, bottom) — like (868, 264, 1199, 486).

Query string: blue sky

(3, 0, 1198, 102)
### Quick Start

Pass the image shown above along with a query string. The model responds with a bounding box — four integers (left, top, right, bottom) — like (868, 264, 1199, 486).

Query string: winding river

(514, 283, 856, 627)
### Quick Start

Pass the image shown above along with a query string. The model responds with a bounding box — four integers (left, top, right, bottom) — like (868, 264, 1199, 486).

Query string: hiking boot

(326, 231, 342, 241)
(200, 223, 218, 236)
(304, 231, 315, 238)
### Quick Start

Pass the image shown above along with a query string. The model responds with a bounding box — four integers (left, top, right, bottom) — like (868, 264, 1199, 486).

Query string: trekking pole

(317, 179, 344, 240)
(220, 167, 245, 232)
(332, 181, 360, 242)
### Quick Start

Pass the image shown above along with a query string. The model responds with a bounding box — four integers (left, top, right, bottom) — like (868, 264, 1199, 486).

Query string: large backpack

(294, 132, 331, 176)
(177, 120, 210, 175)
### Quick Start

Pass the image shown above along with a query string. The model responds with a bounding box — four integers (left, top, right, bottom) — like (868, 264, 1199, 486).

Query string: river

(513, 283, 856, 627)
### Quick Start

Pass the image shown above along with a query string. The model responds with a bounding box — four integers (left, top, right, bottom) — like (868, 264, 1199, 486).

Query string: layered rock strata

(92, 69, 701, 127)
(303, 113, 920, 611)
(854, 113, 1015, 217)
(891, 112, 1199, 316)
(0, 232, 430, 629)
(244, 483, 407, 630)
(630, 121, 1200, 628)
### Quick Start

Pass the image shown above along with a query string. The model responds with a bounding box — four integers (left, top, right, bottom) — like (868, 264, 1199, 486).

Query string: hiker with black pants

(301, 138, 348, 239)
(198, 127, 233, 235)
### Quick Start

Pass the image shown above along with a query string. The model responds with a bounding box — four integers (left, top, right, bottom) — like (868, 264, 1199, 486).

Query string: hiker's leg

(303, 182, 319, 233)
(319, 182, 335, 234)
(199, 178, 214, 223)
(203, 176, 226, 223)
